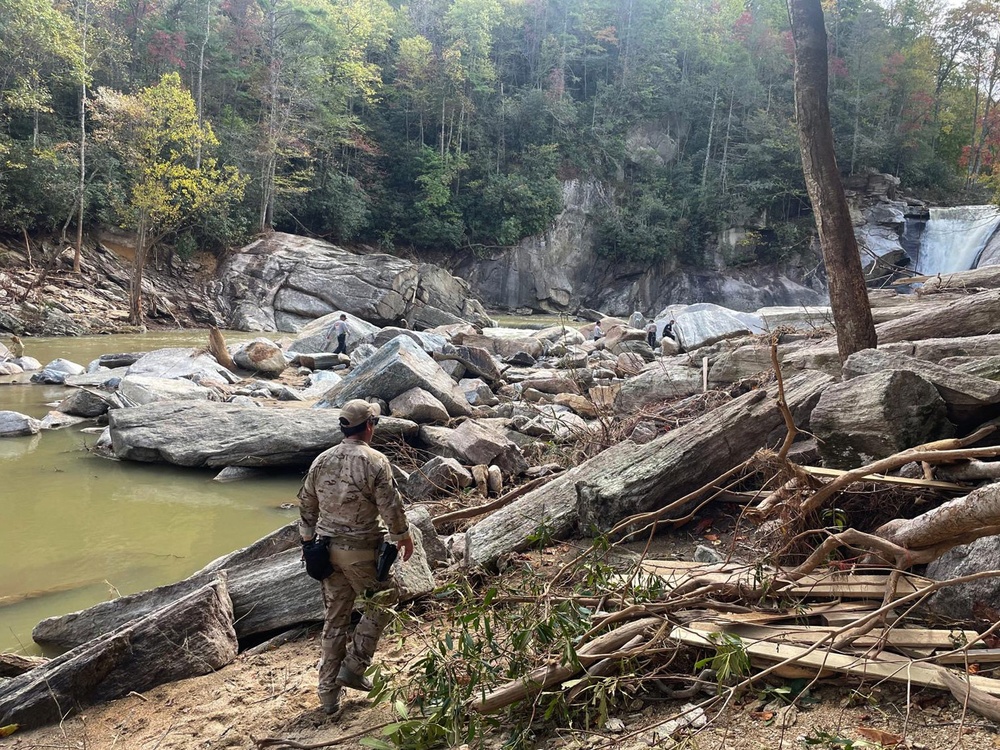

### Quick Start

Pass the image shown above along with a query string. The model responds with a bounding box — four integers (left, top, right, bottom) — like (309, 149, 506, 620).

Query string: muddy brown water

(0, 332, 302, 656)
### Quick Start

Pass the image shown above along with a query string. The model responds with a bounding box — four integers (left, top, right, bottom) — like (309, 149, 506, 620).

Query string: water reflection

(0, 331, 300, 654)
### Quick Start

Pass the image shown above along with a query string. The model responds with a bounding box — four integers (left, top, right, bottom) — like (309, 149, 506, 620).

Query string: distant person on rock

(645, 319, 657, 349)
(298, 399, 414, 716)
(592, 321, 604, 341)
(330, 314, 349, 355)
(9, 336, 24, 358)
(663, 319, 676, 340)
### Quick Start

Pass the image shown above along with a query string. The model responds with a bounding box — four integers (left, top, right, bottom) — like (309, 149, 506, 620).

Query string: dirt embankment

(0, 231, 225, 335)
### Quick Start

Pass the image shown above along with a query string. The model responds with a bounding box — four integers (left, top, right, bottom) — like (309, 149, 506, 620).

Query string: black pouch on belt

(303, 537, 335, 580)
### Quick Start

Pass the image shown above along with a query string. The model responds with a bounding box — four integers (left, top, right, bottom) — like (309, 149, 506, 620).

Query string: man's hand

(397, 535, 414, 562)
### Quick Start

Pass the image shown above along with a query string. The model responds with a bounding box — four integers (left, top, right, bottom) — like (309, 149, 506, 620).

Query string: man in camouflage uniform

(299, 399, 414, 715)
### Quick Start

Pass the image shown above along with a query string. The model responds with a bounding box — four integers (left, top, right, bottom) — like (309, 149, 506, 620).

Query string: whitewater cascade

(915, 205, 1000, 274)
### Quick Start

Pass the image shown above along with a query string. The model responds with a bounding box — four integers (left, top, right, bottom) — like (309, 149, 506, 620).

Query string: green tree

(92, 72, 246, 324)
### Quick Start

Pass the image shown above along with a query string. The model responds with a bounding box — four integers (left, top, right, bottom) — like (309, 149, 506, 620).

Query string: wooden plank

(801, 465, 968, 493)
(670, 626, 1000, 697)
(639, 560, 934, 600)
(683, 621, 981, 650)
(932, 650, 1000, 665)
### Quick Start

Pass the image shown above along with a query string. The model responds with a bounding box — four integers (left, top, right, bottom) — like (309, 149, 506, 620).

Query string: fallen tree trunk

(463, 371, 832, 568)
(34, 523, 437, 649)
(0, 577, 237, 730)
(875, 481, 1000, 555)
(470, 616, 661, 714)
(0, 652, 47, 678)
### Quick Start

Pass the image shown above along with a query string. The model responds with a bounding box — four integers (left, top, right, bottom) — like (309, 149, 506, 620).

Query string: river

(0, 331, 302, 655)
(0, 317, 571, 656)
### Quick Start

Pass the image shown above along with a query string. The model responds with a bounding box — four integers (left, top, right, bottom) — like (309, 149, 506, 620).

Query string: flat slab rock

(109, 400, 417, 468)
(1, 578, 237, 730)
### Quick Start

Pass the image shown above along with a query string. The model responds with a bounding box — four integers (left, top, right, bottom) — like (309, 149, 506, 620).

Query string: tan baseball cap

(339, 399, 381, 428)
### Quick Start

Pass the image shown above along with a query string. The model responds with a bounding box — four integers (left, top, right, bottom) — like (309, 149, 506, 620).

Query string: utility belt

(302, 535, 397, 582)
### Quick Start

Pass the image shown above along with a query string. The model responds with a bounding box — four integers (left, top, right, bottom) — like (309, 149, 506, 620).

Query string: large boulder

(126, 348, 240, 383)
(0, 410, 42, 437)
(673, 303, 754, 351)
(232, 338, 287, 377)
(614, 364, 704, 412)
(811, 370, 955, 469)
(457, 331, 545, 360)
(0, 361, 22, 375)
(0, 578, 237, 731)
(318, 335, 472, 418)
(389, 387, 450, 423)
(287, 311, 379, 354)
(926, 532, 1000, 621)
(109, 400, 418, 468)
(372, 327, 448, 353)
(117, 375, 219, 405)
(217, 232, 491, 331)
(56, 388, 111, 417)
(842, 348, 1000, 425)
(433, 343, 503, 383)
(420, 420, 528, 477)
(404, 456, 474, 500)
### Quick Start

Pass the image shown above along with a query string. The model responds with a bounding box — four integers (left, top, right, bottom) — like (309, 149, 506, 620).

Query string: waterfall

(915, 205, 1000, 274)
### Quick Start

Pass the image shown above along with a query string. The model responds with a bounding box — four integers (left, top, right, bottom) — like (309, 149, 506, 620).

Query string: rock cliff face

(217, 233, 493, 332)
(448, 180, 828, 316)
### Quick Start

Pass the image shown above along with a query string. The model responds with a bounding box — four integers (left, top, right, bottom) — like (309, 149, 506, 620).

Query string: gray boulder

(117, 375, 218, 406)
(372, 327, 448, 353)
(406, 506, 450, 568)
(232, 338, 287, 377)
(459, 378, 499, 407)
(926, 532, 1000, 621)
(300, 370, 343, 400)
(13, 356, 41, 372)
(673, 304, 754, 351)
(0, 362, 22, 375)
(458, 331, 545, 360)
(433, 343, 503, 383)
(287, 311, 380, 354)
(404, 456, 474, 500)
(420, 420, 528, 477)
(126, 348, 239, 384)
(293, 352, 351, 370)
(109, 400, 418, 468)
(42, 358, 86, 376)
(811, 370, 954, 469)
(389, 387, 450, 423)
(56, 388, 111, 418)
(614, 364, 704, 412)
(843, 348, 1000, 424)
(99, 352, 144, 369)
(217, 232, 491, 331)
(0, 410, 42, 437)
(317, 335, 472, 418)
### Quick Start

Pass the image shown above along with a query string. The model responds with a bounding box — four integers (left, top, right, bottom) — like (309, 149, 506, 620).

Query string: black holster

(376, 541, 398, 582)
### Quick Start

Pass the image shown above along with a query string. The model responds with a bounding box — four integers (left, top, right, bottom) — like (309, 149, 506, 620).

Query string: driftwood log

(0, 577, 237, 730)
(33, 524, 436, 650)
(464, 371, 832, 568)
(0, 652, 48, 678)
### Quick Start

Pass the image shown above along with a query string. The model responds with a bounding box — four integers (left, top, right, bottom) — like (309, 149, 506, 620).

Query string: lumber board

(670, 626, 1000, 697)
(639, 560, 934, 599)
(931, 649, 1000, 665)
(683, 621, 980, 649)
(801, 465, 968, 492)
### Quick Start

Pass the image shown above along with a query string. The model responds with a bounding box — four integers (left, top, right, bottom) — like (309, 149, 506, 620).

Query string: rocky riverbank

(2, 266, 1000, 741)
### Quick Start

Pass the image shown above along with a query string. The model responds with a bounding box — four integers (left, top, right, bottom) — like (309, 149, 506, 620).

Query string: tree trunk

(74, 0, 89, 274)
(129, 215, 148, 326)
(788, 0, 877, 363)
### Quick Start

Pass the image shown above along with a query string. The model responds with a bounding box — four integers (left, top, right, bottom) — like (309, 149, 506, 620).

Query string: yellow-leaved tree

(92, 72, 247, 325)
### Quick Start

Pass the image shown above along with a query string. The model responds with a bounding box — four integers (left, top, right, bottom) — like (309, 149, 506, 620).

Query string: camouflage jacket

(298, 438, 409, 548)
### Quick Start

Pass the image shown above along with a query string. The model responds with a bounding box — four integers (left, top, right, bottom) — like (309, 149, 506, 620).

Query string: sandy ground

(6, 624, 1000, 750)
(6, 538, 1000, 749)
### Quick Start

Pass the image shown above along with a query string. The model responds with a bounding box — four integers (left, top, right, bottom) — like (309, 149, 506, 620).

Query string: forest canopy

(0, 0, 998, 263)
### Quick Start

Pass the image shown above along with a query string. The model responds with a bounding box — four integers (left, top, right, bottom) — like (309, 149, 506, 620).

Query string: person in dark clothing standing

(330, 314, 349, 355)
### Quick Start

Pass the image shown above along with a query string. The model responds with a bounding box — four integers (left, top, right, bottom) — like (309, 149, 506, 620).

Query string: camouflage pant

(318, 544, 398, 698)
